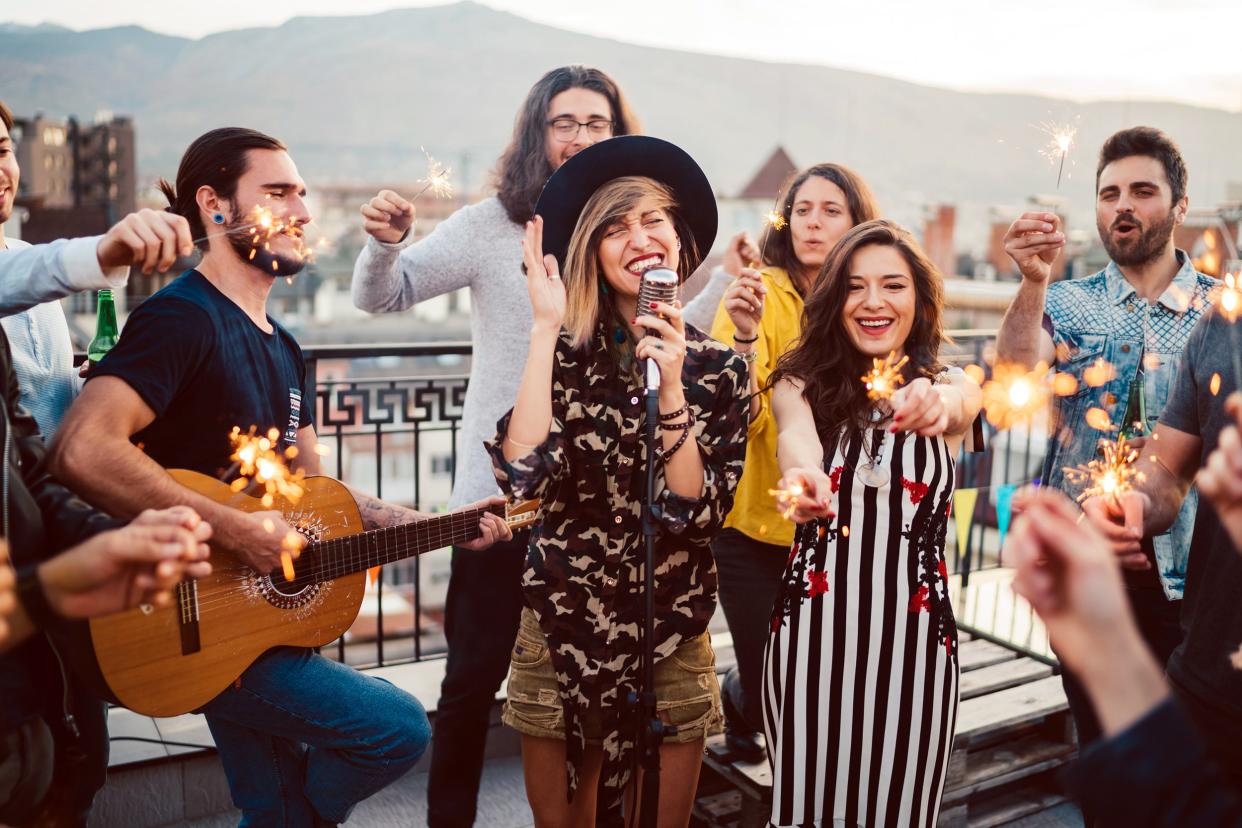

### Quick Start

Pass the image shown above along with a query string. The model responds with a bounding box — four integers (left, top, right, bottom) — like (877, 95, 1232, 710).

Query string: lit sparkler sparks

(981, 362, 1053, 430)
(414, 147, 453, 200)
(1217, 272, 1242, 391)
(228, 426, 307, 509)
(862, 352, 909, 402)
(1063, 433, 1147, 506)
(763, 209, 788, 232)
(769, 482, 804, 521)
(1038, 121, 1077, 188)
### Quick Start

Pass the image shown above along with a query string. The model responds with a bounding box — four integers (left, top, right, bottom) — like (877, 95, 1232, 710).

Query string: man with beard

(994, 126, 1215, 789)
(49, 128, 510, 826)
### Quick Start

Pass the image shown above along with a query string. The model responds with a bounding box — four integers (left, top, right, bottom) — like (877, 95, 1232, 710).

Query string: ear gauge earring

(212, 213, 225, 225)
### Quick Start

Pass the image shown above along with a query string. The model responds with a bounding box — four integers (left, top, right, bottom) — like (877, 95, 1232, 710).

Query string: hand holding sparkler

(770, 468, 835, 524)
(222, 427, 308, 576)
(96, 209, 194, 275)
(360, 149, 453, 244)
(1003, 212, 1064, 284)
(890, 377, 950, 436)
(1073, 433, 1151, 571)
(361, 189, 416, 244)
(723, 269, 767, 340)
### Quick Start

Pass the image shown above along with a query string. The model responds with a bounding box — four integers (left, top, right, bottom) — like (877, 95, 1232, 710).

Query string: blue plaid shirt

(1042, 251, 1216, 600)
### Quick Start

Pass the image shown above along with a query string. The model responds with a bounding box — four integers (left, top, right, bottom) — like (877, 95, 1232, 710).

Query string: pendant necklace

(856, 408, 890, 488)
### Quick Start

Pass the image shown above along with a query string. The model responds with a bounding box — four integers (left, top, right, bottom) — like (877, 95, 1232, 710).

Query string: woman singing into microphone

(765, 219, 981, 828)
(487, 136, 749, 826)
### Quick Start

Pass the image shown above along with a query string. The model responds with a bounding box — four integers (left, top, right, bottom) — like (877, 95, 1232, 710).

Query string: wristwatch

(15, 563, 60, 630)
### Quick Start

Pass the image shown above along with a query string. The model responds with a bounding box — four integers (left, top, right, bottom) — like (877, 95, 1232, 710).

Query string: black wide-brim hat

(533, 135, 718, 274)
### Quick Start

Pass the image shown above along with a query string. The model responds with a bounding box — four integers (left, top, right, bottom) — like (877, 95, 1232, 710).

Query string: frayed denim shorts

(502, 606, 723, 744)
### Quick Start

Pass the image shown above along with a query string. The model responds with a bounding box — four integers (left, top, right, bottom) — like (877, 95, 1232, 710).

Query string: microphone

(636, 268, 679, 392)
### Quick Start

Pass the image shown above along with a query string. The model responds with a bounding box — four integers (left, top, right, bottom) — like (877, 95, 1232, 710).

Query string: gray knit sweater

(352, 197, 529, 508)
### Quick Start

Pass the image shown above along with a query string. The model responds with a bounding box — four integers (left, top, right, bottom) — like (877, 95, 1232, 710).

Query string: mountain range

(3, 1, 1241, 218)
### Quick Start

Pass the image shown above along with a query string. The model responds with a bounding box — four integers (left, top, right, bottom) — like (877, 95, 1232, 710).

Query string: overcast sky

(7, 0, 1241, 111)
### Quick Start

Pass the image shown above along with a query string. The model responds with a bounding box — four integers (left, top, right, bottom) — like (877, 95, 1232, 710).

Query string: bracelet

(659, 402, 689, 421)
(740, 350, 759, 365)
(732, 332, 759, 344)
(505, 434, 541, 451)
(16, 563, 60, 630)
(660, 428, 692, 463)
(659, 410, 696, 432)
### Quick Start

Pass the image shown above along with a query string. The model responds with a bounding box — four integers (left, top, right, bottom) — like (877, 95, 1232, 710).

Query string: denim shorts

(502, 606, 724, 744)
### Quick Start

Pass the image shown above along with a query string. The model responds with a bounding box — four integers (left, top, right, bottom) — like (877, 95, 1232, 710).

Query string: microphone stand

(632, 355, 672, 827)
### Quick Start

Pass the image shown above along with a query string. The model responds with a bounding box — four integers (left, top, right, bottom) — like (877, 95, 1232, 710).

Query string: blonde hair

(562, 176, 697, 352)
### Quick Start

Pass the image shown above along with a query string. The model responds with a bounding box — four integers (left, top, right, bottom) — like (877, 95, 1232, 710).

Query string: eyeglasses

(547, 118, 614, 142)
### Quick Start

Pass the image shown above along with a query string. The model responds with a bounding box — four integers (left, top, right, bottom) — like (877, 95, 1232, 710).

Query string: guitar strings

(184, 508, 505, 614)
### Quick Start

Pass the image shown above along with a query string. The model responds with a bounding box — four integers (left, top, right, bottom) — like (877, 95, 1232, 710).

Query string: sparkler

(1063, 433, 1146, 507)
(862, 352, 909, 402)
(1038, 121, 1077, 188)
(763, 209, 788, 232)
(980, 362, 1055, 430)
(769, 482, 804, 521)
(228, 426, 308, 577)
(413, 147, 453, 200)
(228, 426, 306, 509)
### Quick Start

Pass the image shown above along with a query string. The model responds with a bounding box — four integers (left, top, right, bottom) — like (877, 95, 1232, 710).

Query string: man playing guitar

(49, 127, 511, 826)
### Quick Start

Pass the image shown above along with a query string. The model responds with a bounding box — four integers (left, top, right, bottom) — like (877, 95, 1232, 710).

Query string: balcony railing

(296, 333, 1053, 672)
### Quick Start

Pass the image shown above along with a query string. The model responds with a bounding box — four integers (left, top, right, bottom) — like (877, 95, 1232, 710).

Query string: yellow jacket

(709, 267, 804, 547)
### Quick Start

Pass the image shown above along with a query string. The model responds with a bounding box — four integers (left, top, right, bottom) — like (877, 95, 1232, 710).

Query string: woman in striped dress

(764, 219, 982, 827)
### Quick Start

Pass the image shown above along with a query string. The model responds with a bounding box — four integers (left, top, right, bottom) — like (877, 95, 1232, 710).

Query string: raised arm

(995, 212, 1063, 368)
(352, 191, 482, 313)
(0, 210, 190, 316)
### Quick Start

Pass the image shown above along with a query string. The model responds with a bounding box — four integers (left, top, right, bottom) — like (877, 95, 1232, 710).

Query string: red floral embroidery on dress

(786, 542, 800, 569)
(908, 584, 931, 613)
(828, 465, 844, 493)
(901, 477, 929, 504)
(938, 559, 948, 580)
(807, 569, 830, 598)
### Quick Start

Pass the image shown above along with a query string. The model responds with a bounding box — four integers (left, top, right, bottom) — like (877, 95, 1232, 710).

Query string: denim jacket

(1041, 251, 1216, 600)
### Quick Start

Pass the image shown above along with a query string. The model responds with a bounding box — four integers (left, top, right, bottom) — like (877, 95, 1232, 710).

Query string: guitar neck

(303, 503, 504, 583)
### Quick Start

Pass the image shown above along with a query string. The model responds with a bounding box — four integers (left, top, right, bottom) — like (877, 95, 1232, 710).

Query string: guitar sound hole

(268, 567, 312, 598)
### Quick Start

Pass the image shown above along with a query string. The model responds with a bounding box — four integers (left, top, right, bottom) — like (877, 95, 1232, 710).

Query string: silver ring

(548, 274, 560, 280)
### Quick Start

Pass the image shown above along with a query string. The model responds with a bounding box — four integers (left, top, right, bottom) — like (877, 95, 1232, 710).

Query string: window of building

(430, 455, 454, 476)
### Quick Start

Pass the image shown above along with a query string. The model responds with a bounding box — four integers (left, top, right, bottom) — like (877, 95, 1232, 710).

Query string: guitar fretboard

(278, 504, 503, 589)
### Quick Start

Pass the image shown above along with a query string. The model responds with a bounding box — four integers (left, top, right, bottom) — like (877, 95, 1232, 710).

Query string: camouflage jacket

(488, 325, 748, 814)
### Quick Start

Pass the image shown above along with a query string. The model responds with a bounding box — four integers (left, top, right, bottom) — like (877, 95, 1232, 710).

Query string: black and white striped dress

(763, 427, 959, 828)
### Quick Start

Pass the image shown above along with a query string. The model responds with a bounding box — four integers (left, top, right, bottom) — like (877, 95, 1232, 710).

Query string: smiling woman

(762, 218, 982, 828)
(491, 136, 749, 826)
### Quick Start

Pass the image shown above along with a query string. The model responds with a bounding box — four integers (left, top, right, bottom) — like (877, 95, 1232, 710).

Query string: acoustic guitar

(88, 469, 539, 717)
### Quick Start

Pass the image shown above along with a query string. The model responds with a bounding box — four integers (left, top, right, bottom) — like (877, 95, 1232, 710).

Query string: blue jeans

(201, 647, 430, 826)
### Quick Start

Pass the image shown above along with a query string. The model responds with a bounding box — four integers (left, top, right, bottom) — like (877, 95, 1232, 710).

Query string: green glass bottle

(1120, 372, 1148, 439)
(87, 289, 119, 364)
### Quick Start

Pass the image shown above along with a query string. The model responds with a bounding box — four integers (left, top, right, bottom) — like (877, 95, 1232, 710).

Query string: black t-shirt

(89, 270, 314, 477)
(1158, 307, 1241, 714)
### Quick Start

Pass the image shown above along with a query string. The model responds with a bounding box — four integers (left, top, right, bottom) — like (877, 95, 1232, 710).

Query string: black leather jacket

(0, 331, 120, 732)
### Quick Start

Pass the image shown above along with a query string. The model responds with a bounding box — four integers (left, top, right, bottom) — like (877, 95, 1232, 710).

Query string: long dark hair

(493, 66, 640, 224)
(759, 163, 879, 280)
(157, 127, 285, 252)
(770, 219, 946, 446)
